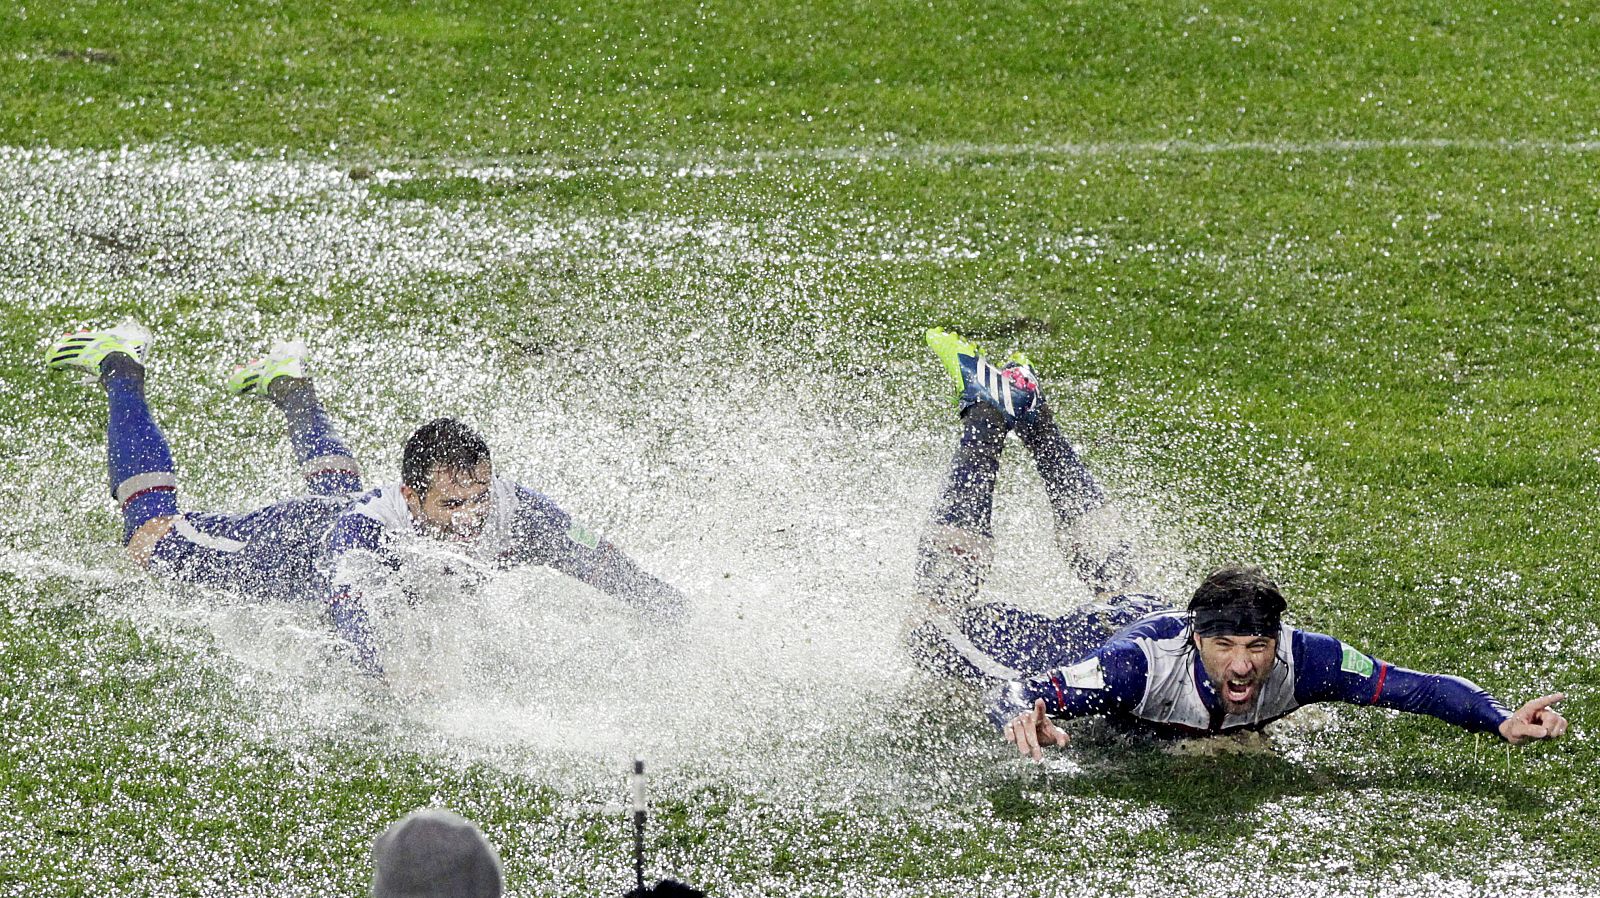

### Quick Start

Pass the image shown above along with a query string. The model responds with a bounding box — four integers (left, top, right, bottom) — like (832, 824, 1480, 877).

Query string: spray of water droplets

(2, 146, 1589, 896)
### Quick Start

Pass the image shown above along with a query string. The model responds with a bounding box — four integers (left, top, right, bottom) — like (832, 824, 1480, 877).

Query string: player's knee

(124, 515, 178, 568)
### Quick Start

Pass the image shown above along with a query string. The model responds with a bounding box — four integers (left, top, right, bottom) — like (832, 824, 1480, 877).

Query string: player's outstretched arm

(987, 645, 1147, 761)
(506, 485, 687, 621)
(1499, 693, 1568, 744)
(1295, 632, 1568, 743)
(553, 541, 687, 621)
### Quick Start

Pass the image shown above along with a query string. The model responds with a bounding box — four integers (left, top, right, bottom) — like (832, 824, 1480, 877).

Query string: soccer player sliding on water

(46, 323, 685, 675)
(909, 329, 1568, 759)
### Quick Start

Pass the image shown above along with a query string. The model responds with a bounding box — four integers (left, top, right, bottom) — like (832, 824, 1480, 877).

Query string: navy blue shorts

(910, 593, 1172, 682)
(147, 496, 349, 602)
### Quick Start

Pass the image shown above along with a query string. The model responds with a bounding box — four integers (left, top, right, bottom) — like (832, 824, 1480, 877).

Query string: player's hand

(1499, 693, 1568, 744)
(1003, 698, 1069, 761)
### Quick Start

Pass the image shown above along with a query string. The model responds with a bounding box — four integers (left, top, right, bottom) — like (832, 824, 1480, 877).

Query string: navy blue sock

(101, 354, 179, 543)
(933, 404, 1007, 535)
(912, 404, 1007, 620)
(269, 379, 362, 495)
(1014, 412, 1104, 527)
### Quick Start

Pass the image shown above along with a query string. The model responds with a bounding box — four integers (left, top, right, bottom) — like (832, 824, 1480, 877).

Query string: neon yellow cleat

(227, 340, 308, 396)
(46, 321, 153, 376)
(924, 327, 1043, 425)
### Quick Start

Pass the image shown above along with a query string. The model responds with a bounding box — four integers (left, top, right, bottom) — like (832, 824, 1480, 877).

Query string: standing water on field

(0, 147, 1257, 803)
(10, 148, 1576, 898)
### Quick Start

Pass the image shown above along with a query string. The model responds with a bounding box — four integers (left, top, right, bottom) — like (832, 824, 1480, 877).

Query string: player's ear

(400, 484, 420, 508)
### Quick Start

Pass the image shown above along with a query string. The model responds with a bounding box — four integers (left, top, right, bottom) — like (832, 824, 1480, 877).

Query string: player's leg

(911, 330, 1155, 681)
(910, 330, 1066, 681)
(228, 342, 362, 495)
(915, 401, 1006, 608)
(1006, 354, 1139, 595)
(909, 401, 1023, 680)
(914, 330, 1027, 616)
(47, 324, 182, 565)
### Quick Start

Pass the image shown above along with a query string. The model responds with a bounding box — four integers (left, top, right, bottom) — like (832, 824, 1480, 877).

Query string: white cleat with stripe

(46, 321, 153, 380)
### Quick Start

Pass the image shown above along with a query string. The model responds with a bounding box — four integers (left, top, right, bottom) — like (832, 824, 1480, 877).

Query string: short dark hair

(402, 418, 491, 495)
(1188, 563, 1287, 637)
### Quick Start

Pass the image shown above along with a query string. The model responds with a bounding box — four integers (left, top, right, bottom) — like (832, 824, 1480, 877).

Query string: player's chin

(446, 521, 486, 542)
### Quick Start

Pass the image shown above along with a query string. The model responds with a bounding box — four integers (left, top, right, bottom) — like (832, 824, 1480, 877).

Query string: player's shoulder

(494, 475, 553, 505)
(492, 476, 570, 519)
(1093, 634, 1153, 682)
(1115, 608, 1190, 644)
(330, 483, 409, 543)
(1288, 627, 1345, 660)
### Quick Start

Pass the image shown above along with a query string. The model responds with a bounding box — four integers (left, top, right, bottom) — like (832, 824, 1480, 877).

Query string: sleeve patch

(565, 522, 599, 550)
(1340, 643, 1375, 678)
(1060, 657, 1106, 690)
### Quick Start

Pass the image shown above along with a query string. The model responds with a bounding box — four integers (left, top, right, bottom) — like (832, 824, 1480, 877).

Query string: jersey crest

(1339, 642, 1375, 677)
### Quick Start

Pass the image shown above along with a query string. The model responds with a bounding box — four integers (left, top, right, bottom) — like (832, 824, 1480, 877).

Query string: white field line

(665, 136, 1600, 161)
(5, 137, 1597, 182)
(378, 136, 1600, 174)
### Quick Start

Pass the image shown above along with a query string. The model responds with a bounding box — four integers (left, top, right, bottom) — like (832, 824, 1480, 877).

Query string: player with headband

(910, 329, 1568, 759)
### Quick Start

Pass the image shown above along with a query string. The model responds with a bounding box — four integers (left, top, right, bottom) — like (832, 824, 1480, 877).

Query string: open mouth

(1224, 678, 1256, 705)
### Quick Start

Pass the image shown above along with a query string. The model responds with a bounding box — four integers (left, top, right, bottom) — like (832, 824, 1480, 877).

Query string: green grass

(3, 0, 1600, 895)
(5, 0, 1600, 153)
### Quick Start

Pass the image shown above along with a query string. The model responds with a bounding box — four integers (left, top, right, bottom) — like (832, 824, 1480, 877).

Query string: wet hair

(1187, 563, 1288, 637)
(402, 418, 492, 496)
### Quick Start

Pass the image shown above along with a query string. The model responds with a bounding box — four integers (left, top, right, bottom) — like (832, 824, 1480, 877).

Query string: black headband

(1192, 606, 1281, 638)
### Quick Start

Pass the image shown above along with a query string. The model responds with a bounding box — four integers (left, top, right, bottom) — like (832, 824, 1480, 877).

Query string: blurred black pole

(631, 758, 647, 893)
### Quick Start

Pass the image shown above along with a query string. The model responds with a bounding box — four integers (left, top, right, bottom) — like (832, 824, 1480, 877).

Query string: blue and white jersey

(150, 476, 684, 674)
(323, 476, 585, 577)
(985, 610, 1514, 738)
(322, 478, 684, 672)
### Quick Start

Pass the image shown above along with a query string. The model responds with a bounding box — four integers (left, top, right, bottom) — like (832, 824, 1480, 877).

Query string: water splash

(3, 146, 1576, 896)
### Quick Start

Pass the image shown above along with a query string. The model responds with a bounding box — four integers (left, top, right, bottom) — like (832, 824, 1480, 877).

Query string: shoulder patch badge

(566, 522, 599, 549)
(1060, 657, 1106, 690)
(1339, 643, 1375, 678)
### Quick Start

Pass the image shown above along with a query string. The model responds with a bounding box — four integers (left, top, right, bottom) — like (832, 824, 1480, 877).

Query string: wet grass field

(2, 1, 1598, 895)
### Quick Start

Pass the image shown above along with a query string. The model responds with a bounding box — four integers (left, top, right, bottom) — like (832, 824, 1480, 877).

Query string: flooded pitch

(0, 146, 1591, 896)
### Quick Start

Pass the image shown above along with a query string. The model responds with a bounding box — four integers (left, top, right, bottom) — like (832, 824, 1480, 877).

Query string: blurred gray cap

(371, 808, 504, 898)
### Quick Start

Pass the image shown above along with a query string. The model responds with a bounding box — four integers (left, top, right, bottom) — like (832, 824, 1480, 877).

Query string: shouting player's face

(1194, 633, 1278, 714)
(406, 460, 494, 541)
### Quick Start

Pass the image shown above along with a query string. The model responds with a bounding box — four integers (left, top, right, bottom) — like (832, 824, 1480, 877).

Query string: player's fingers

(1029, 700, 1057, 758)
(1541, 710, 1568, 738)
(1515, 722, 1550, 741)
(1026, 698, 1067, 751)
(1049, 722, 1070, 749)
(1018, 711, 1042, 760)
(1023, 700, 1047, 759)
(1021, 718, 1039, 759)
(1524, 693, 1566, 715)
(1007, 717, 1029, 755)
